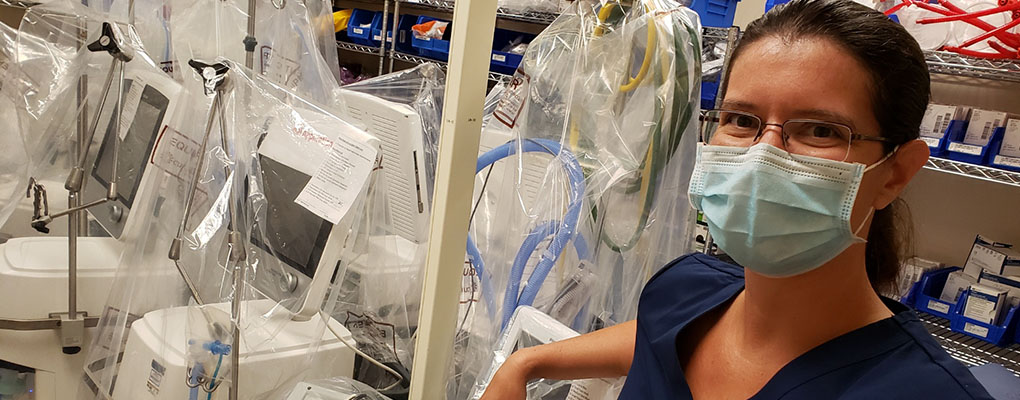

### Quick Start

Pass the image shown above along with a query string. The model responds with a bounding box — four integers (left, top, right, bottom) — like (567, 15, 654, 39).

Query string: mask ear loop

(853, 207, 875, 237)
(863, 145, 899, 173)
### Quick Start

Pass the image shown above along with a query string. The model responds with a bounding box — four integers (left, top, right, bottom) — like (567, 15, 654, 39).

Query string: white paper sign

(117, 76, 147, 140)
(964, 322, 990, 338)
(928, 300, 951, 314)
(921, 136, 941, 148)
(1000, 119, 1020, 158)
(295, 136, 378, 224)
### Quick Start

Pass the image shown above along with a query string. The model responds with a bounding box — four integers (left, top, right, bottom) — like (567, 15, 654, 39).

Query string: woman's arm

(480, 320, 637, 399)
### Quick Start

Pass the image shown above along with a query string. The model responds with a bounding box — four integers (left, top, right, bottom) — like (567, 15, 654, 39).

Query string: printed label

(146, 359, 165, 395)
(159, 61, 174, 75)
(353, 28, 364, 34)
(260, 46, 302, 88)
(964, 323, 990, 338)
(492, 54, 507, 62)
(295, 136, 378, 224)
(928, 300, 951, 314)
(373, 34, 382, 41)
(994, 155, 1020, 168)
(117, 77, 148, 140)
(493, 70, 530, 128)
(964, 243, 1008, 277)
(948, 142, 983, 156)
(150, 125, 210, 210)
(921, 137, 941, 148)
(343, 312, 399, 362)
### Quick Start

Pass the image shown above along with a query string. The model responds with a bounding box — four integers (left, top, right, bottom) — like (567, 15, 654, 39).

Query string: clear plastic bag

(453, 0, 702, 396)
(79, 58, 381, 399)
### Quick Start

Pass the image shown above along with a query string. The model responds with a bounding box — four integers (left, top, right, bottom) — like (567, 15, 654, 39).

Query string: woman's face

(721, 35, 919, 233)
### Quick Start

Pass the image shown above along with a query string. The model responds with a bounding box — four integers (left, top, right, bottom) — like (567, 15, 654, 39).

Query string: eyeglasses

(699, 109, 894, 161)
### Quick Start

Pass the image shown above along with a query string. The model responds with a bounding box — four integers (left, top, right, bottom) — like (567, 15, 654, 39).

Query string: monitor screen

(250, 155, 333, 279)
(92, 79, 167, 208)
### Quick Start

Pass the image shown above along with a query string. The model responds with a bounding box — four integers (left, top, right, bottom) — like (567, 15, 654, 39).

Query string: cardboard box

(999, 119, 1020, 158)
(963, 108, 1007, 146)
(963, 284, 1008, 325)
(963, 235, 1020, 278)
(920, 104, 967, 138)
(941, 270, 978, 303)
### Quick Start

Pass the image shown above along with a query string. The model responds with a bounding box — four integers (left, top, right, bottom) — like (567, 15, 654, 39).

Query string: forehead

(724, 36, 876, 129)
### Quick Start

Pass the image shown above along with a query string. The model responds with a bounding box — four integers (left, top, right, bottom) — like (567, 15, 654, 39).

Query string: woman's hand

(480, 350, 533, 400)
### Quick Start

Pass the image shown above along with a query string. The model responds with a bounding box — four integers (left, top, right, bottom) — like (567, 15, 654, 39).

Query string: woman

(481, 0, 994, 398)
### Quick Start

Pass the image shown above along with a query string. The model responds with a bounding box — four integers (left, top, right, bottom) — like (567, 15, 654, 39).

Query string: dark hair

(724, 0, 930, 294)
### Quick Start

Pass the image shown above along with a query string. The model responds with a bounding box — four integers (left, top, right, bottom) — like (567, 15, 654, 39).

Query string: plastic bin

(907, 266, 962, 320)
(371, 14, 395, 47)
(689, 0, 741, 28)
(346, 9, 379, 47)
(950, 288, 1019, 346)
(701, 80, 720, 110)
(944, 123, 1005, 166)
(393, 14, 419, 54)
(411, 16, 451, 61)
(764, 0, 790, 12)
(490, 29, 535, 75)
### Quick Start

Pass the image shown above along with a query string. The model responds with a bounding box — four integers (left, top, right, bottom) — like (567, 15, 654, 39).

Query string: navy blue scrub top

(619, 253, 993, 399)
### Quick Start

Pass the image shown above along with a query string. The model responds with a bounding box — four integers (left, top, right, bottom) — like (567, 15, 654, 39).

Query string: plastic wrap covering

(0, 1, 157, 236)
(169, 0, 342, 104)
(315, 63, 444, 395)
(282, 376, 390, 400)
(469, 307, 623, 400)
(454, 1, 702, 396)
(79, 59, 381, 400)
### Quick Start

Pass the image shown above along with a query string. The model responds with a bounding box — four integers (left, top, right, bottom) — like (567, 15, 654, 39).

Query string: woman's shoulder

(636, 253, 745, 333)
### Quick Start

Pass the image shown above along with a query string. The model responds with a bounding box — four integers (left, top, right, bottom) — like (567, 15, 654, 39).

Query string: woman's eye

(811, 125, 835, 138)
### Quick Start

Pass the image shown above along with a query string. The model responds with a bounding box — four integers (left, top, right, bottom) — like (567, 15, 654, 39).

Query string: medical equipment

(468, 307, 619, 400)
(284, 376, 389, 400)
(0, 14, 184, 398)
(889, 0, 1020, 58)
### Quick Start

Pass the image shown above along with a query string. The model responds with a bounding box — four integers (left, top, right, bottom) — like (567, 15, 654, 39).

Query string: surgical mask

(688, 143, 893, 277)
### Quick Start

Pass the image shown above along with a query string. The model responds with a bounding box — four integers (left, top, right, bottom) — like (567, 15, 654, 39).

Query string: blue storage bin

(950, 288, 1019, 346)
(393, 14, 419, 54)
(764, 0, 790, 12)
(988, 127, 1020, 172)
(490, 29, 535, 75)
(909, 266, 962, 320)
(920, 119, 964, 158)
(411, 16, 451, 61)
(689, 0, 741, 28)
(371, 14, 395, 47)
(347, 9, 379, 47)
(945, 123, 1004, 165)
(701, 80, 720, 110)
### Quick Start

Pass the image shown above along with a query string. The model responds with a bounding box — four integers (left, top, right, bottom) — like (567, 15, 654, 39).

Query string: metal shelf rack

(391, 50, 511, 83)
(336, 40, 384, 57)
(925, 51, 1020, 84)
(924, 157, 1020, 188)
(400, 0, 559, 25)
(0, 0, 37, 8)
(919, 312, 1020, 376)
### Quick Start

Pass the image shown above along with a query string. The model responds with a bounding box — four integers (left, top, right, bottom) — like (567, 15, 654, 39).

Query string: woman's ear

(873, 139, 929, 210)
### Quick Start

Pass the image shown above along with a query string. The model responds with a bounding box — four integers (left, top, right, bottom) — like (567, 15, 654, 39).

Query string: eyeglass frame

(699, 109, 895, 161)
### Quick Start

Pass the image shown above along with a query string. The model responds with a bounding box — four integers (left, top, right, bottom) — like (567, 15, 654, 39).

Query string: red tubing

(945, 45, 1017, 58)
(959, 16, 1020, 47)
(917, 1, 1020, 23)
(932, 0, 1020, 47)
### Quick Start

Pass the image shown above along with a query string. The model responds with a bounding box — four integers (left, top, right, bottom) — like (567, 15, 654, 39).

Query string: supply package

(454, 0, 703, 397)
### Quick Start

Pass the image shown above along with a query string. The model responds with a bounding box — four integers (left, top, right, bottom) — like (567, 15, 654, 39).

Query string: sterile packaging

(963, 108, 1007, 146)
(977, 271, 1020, 309)
(998, 119, 1020, 158)
(963, 235, 1020, 278)
(892, 257, 943, 300)
(941, 270, 979, 303)
(963, 284, 1008, 325)
(920, 103, 968, 138)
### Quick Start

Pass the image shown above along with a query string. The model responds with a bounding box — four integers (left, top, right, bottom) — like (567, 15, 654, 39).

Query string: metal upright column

(408, 0, 498, 397)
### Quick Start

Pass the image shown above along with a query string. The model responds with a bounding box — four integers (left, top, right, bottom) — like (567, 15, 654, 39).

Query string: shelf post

(407, 0, 498, 396)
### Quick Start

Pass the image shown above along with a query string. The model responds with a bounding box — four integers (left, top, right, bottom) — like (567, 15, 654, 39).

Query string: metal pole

(713, 26, 739, 109)
(407, 0, 498, 396)
(379, 0, 389, 76)
(389, 0, 401, 73)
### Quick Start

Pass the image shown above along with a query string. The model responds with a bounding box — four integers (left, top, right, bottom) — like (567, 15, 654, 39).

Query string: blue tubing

(469, 138, 588, 330)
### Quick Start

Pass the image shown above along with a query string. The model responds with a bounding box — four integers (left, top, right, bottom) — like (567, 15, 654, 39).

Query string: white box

(941, 270, 978, 303)
(920, 104, 966, 138)
(999, 119, 1020, 158)
(963, 284, 1007, 325)
(963, 235, 1020, 278)
(978, 271, 1020, 309)
(964, 108, 1007, 146)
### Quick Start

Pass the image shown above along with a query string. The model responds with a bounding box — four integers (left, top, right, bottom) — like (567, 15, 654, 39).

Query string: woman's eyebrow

(719, 100, 758, 111)
(792, 108, 856, 128)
